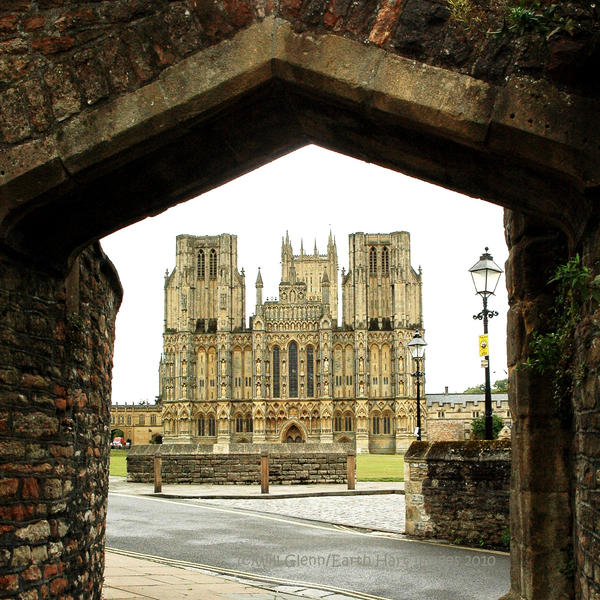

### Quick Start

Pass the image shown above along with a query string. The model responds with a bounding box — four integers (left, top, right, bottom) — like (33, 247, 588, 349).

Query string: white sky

(102, 145, 509, 404)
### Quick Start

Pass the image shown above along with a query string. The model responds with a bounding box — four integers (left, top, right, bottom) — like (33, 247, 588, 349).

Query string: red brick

(0, 574, 18, 592)
(49, 577, 67, 594)
(21, 565, 42, 582)
(43, 563, 57, 578)
(22, 478, 40, 499)
(0, 477, 19, 498)
(0, 14, 19, 33)
(31, 35, 75, 55)
(23, 15, 45, 32)
(0, 37, 28, 56)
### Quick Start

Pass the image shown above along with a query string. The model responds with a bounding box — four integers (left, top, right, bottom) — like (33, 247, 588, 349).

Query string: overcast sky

(102, 145, 509, 405)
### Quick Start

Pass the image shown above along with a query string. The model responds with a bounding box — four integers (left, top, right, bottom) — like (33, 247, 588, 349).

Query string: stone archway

(0, 4, 598, 600)
(281, 421, 307, 443)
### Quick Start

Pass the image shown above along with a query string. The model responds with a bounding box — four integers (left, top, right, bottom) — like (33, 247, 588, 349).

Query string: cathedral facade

(159, 231, 424, 453)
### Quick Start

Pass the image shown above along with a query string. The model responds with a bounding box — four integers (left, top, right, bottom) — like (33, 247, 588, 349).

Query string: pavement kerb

(146, 488, 405, 500)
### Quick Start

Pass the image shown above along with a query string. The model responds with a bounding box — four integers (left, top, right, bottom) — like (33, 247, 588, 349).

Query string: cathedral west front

(159, 231, 424, 453)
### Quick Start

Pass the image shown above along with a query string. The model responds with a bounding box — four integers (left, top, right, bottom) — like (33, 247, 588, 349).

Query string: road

(106, 493, 510, 600)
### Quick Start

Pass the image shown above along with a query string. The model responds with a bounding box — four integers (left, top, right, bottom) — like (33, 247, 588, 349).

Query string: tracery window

(209, 248, 217, 279)
(245, 416, 253, 432)
(344, 414, 353, 431)
(372, 415, 380, 434)
(334, 415, 342, 431)
(236, 415, 244, 433)
(383, 414, 391, 434)
(369, 246, 377, 275)
(208, 416, 216, 436)
(197, 249, 205, 279)
(273, 346, 280, 398)
(382, 246, 389, 276)
(307, 345, 314, 398)
(289, 341, 298, 398)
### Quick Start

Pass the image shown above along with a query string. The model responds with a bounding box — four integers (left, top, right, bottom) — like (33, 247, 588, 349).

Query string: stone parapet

(127, 443, 349, 485)
(404, 440, 510, 549)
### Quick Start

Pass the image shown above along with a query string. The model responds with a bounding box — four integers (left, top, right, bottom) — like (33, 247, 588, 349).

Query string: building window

(118, 416, 124, 425)
(197, 249, 205, 279)
(383, 415, 391, 434)
(208, 416, 216, 436)
(126, 415, 131, 425)
(110, 415, 114, 424)
(139, 415, 145, 425)
(245, 416, 253, 433)
(382, 246, 389, 276)
(438, 411, 445, 418)
(307, 345, 314, 398)
(372, 415, 380, 434)
(344, 414, 353, 431)
(151, 415, 156, 425)
(289, 341, 298, 398)
(236, 415, 243, 433)
(198, 417, 205, 436)
(209, 248, 217, 279)
(334, 415, 342, 431)
(369, 246, 377, 275)
(473, 411, 480, 418)
(273, 346, 280, 398)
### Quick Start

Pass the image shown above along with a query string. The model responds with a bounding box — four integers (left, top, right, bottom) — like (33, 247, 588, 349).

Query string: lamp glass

(408, 332, 427, 359)
(469, 250, 503, 296)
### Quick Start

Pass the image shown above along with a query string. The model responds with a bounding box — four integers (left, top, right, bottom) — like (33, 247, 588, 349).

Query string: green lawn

(357, 454, 404, 482)
(109, 449, 128, 477)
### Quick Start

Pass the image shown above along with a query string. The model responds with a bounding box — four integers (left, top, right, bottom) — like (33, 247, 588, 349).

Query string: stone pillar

(0, 244, 122, 600)
(502, 210, 573, 600)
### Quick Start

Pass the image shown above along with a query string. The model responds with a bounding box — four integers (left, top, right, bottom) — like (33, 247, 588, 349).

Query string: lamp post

(469, 248, 503, 440)
(408, 331, 427, 441)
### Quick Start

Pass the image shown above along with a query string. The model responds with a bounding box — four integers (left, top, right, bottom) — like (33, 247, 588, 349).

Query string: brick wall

(127, 443, 349, 485)
(0, 244, 121, 599)
(404, 441, 510, 549)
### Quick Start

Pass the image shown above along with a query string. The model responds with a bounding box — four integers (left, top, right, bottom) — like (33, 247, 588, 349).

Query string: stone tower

(281, 231, 338, 323)
(164, 234, 245, 334)
(342, 232, 422, 331)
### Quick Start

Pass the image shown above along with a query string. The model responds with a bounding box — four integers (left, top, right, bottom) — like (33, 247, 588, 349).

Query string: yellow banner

(479, 334, 489, 356)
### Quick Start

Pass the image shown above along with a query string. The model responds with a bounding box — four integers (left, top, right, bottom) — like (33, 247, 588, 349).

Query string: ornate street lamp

(469, 248, 503, 440)
(408, 331, 427, 441)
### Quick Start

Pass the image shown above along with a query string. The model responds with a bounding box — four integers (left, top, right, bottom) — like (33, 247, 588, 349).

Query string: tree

(463, 383, 485, 394)
(463, 379, 508, 394)
(493, 378, 508, 393)
(471, 414, 505, 439)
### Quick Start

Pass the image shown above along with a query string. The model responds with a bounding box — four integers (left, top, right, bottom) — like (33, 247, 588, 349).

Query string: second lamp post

(408, 331, 427, 441)
(469, 248, 503, 440)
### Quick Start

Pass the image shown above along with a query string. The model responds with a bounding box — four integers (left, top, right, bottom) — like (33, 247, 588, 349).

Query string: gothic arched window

(273, 346, 280, 398)
(197, 249, 205, 279)
(289, 341, 298, 398)
(382, 246, 389, 276)
(306, 345, 314, 398)
(369, 246, 377, 275)
(209, 248, 217, 279)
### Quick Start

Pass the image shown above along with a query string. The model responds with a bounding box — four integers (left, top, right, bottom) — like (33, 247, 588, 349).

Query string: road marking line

(106, 546, 392, 600)
(108, 492, 509, 555)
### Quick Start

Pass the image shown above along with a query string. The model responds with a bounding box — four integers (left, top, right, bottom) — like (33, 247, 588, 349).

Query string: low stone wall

(127, 443, 350, 485)
(404, 440, 510, 549)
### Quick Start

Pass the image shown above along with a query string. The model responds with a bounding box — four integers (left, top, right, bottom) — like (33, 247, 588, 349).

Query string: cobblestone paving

(200, 494, 405, 533)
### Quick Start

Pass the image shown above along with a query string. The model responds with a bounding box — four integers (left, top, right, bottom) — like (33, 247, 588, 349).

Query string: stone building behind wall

(426, 392, 510, 441)
(110, 402, 163, 445)
(159, 231, 423, 453)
